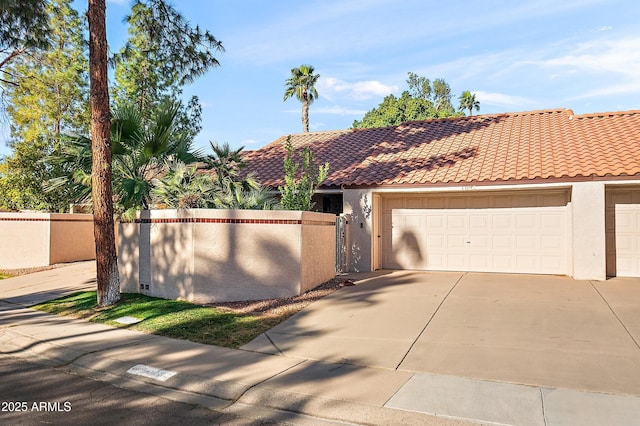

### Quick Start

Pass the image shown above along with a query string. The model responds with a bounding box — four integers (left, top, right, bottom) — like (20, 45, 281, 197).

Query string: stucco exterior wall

(301, 211, 337, 292)
(118, 209, 336, 303)
(342, 189, 374, 272)
(571, 182, 607, 280)
(0, 213, 94, 269)
(49, 214, 95, 265)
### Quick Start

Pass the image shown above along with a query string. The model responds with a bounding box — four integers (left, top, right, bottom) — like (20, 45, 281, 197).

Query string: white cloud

(533, 37, 640, 99)
(539, 37, 640, 76)
(318, 77, 398, 100)
(568, 81, 640, 100)
(309, 121, 326, 131)
(240, 139, 259, 146)
(474, 91, 540, 110)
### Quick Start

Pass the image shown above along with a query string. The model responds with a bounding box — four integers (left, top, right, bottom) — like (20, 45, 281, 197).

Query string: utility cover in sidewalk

(127, 364, 177, 382)
(114, 316, 142, 325)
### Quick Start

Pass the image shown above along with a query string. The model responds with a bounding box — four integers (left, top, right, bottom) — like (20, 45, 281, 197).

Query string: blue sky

(2, 0, 640, 158)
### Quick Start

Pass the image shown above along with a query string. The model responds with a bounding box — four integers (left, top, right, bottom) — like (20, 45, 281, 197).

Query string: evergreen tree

(0, 0, 50, 73)
(112, 0, 223, 140)
(0, 0, 88, 211)
(353, 73, 463, 129)
(88, 0, 120, 307)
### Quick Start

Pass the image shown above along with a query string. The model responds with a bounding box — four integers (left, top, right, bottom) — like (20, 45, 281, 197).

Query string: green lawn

(0, 272, 12, 280)
(32, 292, 285, 349)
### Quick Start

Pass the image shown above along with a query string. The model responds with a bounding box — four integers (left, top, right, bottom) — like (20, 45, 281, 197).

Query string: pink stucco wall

(118, 209, 336, 303)
(0, 213, 95, 269)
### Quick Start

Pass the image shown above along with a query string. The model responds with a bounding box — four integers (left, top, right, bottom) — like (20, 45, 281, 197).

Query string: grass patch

(0, 273, 11, 280)
(32, 292, 286, 349)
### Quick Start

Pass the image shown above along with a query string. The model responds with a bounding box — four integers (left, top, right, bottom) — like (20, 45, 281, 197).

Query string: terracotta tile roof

(242, 109, 640, 188)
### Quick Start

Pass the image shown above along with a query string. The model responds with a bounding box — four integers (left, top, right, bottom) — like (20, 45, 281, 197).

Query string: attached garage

(381, 191, 569, 275)
(245, 108, 640, 279)
(606, 187, 640, 277)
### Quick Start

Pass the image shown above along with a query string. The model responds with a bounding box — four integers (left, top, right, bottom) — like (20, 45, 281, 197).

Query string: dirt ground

(206, 277, 355, 316)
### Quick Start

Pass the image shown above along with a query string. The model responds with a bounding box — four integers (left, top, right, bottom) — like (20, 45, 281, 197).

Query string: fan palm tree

(458, 91, 480, 116)
(204, 141, 245, 184)
(151, 159, 216, 209)
(283, 64, 320, 132)
(46, 100, 201, 218)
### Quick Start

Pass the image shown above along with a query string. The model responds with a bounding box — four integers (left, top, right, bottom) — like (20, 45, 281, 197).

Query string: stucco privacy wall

(0, 213, 95, 269)
(118, 209, 336, 303)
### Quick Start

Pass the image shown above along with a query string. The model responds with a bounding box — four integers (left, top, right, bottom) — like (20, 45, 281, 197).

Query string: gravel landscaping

(206, 277, 355, 316)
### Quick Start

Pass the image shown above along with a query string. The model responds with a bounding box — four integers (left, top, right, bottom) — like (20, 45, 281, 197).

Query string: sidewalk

(1, 263, 639, 425)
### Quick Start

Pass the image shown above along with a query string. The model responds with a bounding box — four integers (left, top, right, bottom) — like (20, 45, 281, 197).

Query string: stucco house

(243, 108, 640, 281)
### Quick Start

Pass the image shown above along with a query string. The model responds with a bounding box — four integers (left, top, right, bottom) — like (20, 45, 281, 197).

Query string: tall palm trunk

(302, 92, 309, 132)
(88, 0, 120, 307)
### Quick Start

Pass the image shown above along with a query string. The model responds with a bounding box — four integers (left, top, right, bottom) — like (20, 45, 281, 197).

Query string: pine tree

(88, 0, 120, 307)
(0, 0, 89, 211)
(112, 0, 223, 141)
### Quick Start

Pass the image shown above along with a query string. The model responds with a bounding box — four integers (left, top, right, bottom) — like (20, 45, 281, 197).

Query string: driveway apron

(242, 270, 463, 369)
(244, 270, 640, 396)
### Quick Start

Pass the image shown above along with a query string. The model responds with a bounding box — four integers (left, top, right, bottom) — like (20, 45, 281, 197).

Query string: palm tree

(204, 141, 245, 184)
(46, 100, 201, 218)
(110, 101, 200, 217)
(283, 64, 320, 132)
(151, 159, 216, 209)
(458, 90, 480, 116)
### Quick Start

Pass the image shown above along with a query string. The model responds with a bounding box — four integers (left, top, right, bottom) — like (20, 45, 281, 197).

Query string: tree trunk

(88, 0, 120, 307)
(302, 94, 309, 132)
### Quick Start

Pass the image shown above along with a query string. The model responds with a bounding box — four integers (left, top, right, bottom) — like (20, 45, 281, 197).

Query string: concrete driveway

(242, 270, 640, 396)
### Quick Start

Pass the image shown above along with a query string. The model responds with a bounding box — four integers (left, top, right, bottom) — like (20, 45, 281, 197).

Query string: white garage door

(606, 188, 640, 277)
(382, 191, 569, 274)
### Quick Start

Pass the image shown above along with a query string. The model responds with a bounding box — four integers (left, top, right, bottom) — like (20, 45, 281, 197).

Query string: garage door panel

(541, 235, 563, 250)
(469, 214, 489, 229)
(540, 213, 563, 229)
(469, 254, 490, 269)
(492, 214, 513, 229)
(606, 188, 640, 277)
(384, 191, 568, 274)
(516, 214, 537, 229)
(426, 216, 444, 228)
(492, 255, 513, 270)
(470, 235, 490, 250)
(445, 254, 466, 269)
(492, 235, 512, 249)
(447, 215, 467, 230)
(447, 234, 467, 249)
(516, 255, 539, 270)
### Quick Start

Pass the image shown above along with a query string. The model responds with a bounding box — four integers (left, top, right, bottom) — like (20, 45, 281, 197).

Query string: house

(243, 109, 640, 280)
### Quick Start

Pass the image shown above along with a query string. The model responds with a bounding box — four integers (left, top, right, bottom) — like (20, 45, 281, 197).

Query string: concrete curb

(0, 325, 466, 425)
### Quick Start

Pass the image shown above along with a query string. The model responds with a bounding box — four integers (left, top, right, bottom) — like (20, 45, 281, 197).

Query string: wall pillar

(343, 189, 373, 272)
(571, 182, 606, 280)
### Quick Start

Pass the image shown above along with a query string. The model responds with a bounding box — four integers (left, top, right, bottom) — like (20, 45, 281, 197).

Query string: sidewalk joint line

(539, 386, 548, 426)
(394, 272, 466, 370)
(589, 280, 640, 351)
(219, 359, 308, 410)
